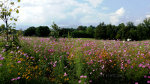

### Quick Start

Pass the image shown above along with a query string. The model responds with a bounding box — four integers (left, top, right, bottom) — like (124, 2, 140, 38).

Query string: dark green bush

(36, 26, 50, 37)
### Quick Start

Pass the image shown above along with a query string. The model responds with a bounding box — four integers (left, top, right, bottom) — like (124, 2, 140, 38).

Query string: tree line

(1, 18, 149, 41)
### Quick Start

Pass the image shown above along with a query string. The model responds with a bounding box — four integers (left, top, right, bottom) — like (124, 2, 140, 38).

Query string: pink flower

(148, 76, 150, 78)
(80, 75, 87, 78)
(0, 64, 2, 66)
(138, 64, 143, 67)
(80, 75, 84, 78)
(89, 80, 92, 83)
(64, 72, 67, 76)
(2, 49, 6, 52)
(147, 81, 150, 83)
(135, 82, 138, 84)
(88, 52, 91, 55)
(17, 77, 21, 79)
(17, 61, 21, 63)
(53, 63, 56, 67)
(17, 46, 19, 49)
(10, 51, 14, 54)
(0, 57, 4, 60)
(83, 76, 87, 78)
(142, 65, 146, 68)
(78, 80, 81, 83)
(109, 60, 112, 62)
(144, 75, 147, 78)
(11, 78, 17, 81)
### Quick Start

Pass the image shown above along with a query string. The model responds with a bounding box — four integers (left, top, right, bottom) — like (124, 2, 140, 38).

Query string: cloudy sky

(1, 0, 150, 29)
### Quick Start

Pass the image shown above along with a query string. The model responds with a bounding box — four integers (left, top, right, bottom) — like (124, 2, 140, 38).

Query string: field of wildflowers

(0, 37, 150, 84)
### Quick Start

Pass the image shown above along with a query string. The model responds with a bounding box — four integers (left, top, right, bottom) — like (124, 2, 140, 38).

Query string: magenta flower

(17, 61, 21, 63)
(142, 65, 146, 68)
(147, 81, 150, 83)
(135, 82, 138, 84)
(88, 52, 91, 55)
(17, 77, 21, 79)
(0, 57, 4, 60)
(144, 75, 147, 78)
(11, 78, 17, 81)
(138, 64, 143, 67)
(64, 72, 67, 76)
(80, 75, 87, 78)
(80, 75, 84, 78)
(53, 63, 56, 67)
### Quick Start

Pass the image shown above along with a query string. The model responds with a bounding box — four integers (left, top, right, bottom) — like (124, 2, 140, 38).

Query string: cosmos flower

(0, 56, 4, 60)
(17, 61, 21, 63)
(64, 72, 67, 76)
(78, 80, 81, 83)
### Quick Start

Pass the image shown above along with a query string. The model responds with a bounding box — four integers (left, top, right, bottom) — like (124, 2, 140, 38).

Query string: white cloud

(17, 0, 79, 26)
(86, 0, 103, 8)
(0, 0, 127, 28)
(146, 14, 150, 18)
(110, 7, 125, 24)
(101, 7, 109, 10)
(116, 8, 125, 15)
(80, 15, 99, 24)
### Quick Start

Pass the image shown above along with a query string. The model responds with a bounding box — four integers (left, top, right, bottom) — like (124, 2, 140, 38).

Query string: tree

(86, 25, 95, 38)
(137, 23, 149, 40)
(0, 0, 21, 41)
(59, 28, 74, 37)
(36, 26, 50, 37)
(126, 22, 137, 40)
(106, 24, 116, 39)
(51, 22, 60, 38)
(0, 24, 5, 31)
(24, 27, 36, 36)
(77, 25, 87, 31)
(116, 23, 126, 39)
(143, 18, 150, 39)
(95, 22, 107, 39)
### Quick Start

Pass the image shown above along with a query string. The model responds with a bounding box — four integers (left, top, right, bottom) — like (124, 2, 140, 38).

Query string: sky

(1, 0, 150, 30)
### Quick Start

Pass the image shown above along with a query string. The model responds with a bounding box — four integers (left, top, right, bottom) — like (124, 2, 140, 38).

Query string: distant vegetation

(21, 18, 150, 41)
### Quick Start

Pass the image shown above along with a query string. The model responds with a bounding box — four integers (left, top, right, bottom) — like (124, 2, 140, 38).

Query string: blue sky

(1, 0, 150, 30)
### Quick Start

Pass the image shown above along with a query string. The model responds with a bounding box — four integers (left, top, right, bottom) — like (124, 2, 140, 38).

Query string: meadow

(0, 37, 150, 84)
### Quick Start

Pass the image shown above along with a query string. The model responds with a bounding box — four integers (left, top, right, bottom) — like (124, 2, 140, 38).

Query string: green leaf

(18, 0, 21, 2)
(14, 19, 17, 21)
(9, 9, 12, 12)
(16, 9, 19, 13)
(10, 2, 14, 5)
(17, 6, 20, 8)
(10, 18, 13, 21)
(0, 4, 3, 7)
(8, 12, 11, 16)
